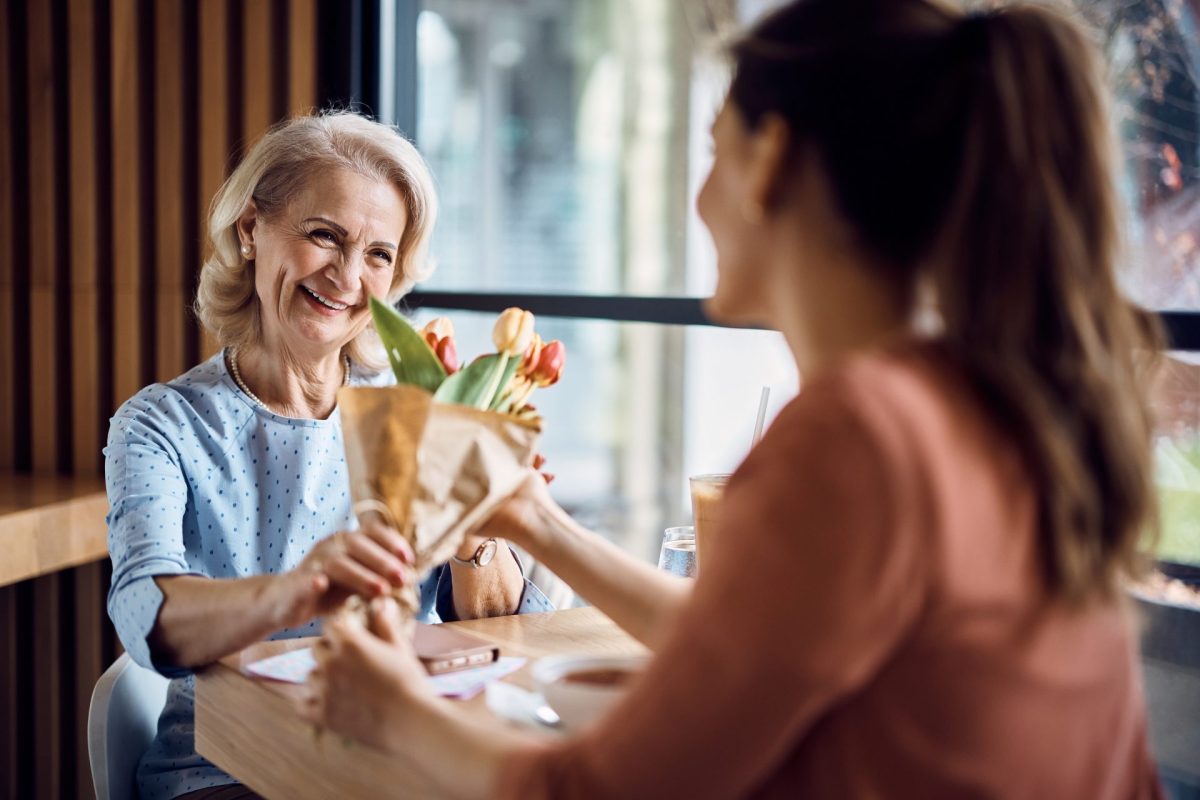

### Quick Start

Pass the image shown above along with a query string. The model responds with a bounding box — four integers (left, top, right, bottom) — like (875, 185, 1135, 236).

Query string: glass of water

(657, 526, 697, 578)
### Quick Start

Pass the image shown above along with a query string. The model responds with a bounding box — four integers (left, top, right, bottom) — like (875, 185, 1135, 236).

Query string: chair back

(88, 653, 170, 800)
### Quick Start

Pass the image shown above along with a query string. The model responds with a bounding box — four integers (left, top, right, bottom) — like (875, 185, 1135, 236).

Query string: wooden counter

(0, 472, 108, 587)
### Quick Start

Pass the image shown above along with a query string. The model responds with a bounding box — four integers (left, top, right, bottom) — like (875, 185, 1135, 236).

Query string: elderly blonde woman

(105, 111, 554, 800)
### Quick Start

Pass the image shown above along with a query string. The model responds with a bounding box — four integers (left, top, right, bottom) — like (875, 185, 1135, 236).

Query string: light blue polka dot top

(105, 351, 554, 800)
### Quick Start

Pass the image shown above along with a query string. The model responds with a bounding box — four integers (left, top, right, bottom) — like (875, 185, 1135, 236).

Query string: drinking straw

(752, 386, 770, 447)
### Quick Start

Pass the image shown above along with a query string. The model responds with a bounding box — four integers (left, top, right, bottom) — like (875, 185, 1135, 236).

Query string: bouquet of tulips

(336, 299, 566, 620)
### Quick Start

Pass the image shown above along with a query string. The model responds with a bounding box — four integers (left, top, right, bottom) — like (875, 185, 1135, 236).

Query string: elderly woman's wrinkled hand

(302, 596, 431, 753)
(269, 521, 416, 629)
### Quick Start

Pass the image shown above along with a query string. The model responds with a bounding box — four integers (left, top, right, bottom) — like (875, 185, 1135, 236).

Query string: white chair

(88, 653, 170, 800)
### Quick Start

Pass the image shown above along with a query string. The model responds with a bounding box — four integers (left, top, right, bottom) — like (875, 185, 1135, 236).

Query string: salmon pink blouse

(496, 342, 1163, 799)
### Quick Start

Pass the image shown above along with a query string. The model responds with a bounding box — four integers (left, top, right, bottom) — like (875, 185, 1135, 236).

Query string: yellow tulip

(492, 308, 535, 356)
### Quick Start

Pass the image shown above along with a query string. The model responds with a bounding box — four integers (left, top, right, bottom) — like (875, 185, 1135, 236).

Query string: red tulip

(435, 336, 459, 374)
(420, 317, 458, 374)
(529, 339, 565, 387)
(422, 317, 455, 341)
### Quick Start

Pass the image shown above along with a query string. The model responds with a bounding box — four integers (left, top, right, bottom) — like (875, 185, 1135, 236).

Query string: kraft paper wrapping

(338, 385, 541, 619)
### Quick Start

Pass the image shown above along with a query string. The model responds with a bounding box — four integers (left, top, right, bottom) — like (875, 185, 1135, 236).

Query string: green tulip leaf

(370, 297, 446, 393)
(433, 353, 520, 409)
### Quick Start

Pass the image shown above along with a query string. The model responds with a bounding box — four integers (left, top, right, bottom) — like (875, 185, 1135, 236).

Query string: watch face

(477, 539, 498, 567)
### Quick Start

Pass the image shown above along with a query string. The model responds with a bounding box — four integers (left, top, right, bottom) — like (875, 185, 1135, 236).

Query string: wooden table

(195, 607, 646, 799)
(0, 471, 108, 586)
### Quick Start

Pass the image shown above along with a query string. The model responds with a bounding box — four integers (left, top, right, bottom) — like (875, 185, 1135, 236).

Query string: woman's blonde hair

(195, 110, 438, 369)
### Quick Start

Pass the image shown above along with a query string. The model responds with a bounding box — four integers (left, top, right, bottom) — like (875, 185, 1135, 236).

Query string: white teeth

(301, 286, 349, 311)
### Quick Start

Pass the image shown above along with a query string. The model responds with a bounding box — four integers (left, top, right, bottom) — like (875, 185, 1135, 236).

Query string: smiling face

(237, 168, 407, 361)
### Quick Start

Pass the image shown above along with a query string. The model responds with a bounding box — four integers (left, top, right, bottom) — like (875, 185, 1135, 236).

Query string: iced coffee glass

(689, 474, 729, 574)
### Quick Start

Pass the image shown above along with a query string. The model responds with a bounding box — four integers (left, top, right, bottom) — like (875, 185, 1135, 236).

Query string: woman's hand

(474, 469, 563, 556)
(303, 597, 431, 754)
(268, 521, 416, 630)
(305, 598, 536, 796)
(479, 469, 695, 650)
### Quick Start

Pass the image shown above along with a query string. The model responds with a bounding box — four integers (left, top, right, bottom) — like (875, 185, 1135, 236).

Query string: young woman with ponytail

(303, 2, 1166, 796)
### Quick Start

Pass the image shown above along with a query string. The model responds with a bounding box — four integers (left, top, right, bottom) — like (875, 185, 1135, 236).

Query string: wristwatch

(451, 537, 498, 569)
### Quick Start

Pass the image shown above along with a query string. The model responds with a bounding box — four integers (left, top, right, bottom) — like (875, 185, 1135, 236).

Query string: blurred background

(0, 0, 1196, 797)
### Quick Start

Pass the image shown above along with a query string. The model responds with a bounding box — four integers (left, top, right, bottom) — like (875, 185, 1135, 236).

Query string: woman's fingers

(271, 566, 330, 628)
(286, 527, 414, 626)
(368, 597, 404, 644)
(531, 454, 554, 483)
(360, 521, 414, 565)
(304, 615, 436, 752)
(323, 554, 392, 598)
(343, 532, 410, 587)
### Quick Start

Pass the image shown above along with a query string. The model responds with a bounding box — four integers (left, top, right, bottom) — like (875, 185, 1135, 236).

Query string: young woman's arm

(477, 474, 692, 649)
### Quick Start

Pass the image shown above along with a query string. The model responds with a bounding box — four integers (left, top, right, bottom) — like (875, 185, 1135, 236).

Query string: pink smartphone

(413, 623, 500, 675)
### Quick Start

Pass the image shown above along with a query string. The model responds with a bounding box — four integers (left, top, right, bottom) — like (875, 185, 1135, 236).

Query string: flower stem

(478, 352, 511, 410)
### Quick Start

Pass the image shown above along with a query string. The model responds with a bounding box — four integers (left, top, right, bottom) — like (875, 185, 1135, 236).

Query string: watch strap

(451, 537, 497, 568)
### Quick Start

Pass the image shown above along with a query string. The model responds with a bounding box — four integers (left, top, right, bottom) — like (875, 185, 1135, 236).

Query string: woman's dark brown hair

(730, 0, 1162, 602)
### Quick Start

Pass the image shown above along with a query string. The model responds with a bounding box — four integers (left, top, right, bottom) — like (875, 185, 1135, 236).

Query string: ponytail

(932, 7, 1162, 603)
(730, 1, 1162, 602)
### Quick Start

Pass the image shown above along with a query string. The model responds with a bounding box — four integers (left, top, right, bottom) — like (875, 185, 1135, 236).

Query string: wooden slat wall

(0, 0, 16, 479)
(28, 0, 60, 475)
(0, 1, 319, 796)
(156, 0, 188, 382)
(69, 0, 102, 477)
(111, 0, 144, 407)
(0, 9, 16, 797)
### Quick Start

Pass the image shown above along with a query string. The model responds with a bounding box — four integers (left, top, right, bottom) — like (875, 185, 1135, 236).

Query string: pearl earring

(241, 244, 253, 258)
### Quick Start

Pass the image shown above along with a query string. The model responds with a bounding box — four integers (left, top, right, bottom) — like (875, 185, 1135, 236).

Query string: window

(1083, 0, 1200, 566)
(373, 0, 1200, 568)
(399, 0, 782, 562)
(413, 0, 728, 296)
(1083, 0, 1200, 311)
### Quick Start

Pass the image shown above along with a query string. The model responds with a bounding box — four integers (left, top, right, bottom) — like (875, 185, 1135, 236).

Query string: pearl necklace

(228, 347, 351, 412)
